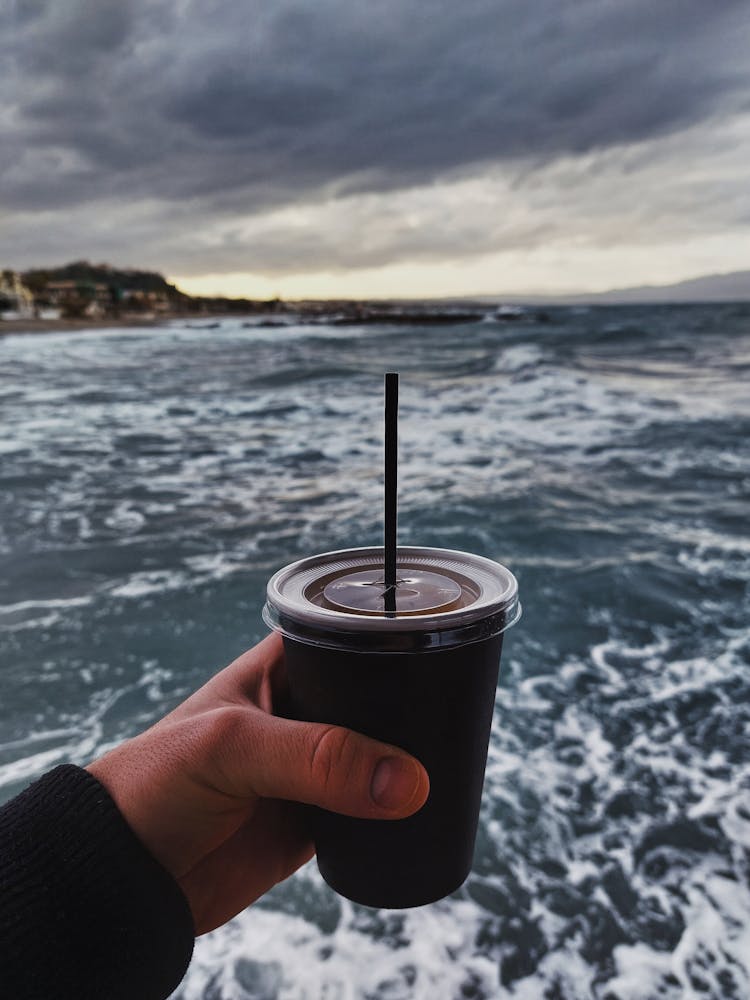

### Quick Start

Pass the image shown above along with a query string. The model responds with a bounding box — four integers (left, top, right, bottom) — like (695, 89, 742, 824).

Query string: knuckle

(190, 706, 260, 797)
(308, 725, 357, 794)
(206, 706, 248, 745)
(199, 706, 252, 766)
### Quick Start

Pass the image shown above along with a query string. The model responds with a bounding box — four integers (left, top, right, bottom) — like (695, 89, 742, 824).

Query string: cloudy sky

(3, 0, 750, 299)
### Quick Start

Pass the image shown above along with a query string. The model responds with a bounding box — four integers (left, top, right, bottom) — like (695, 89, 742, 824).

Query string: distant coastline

(2, 260, 505, 334)
(2, 261, 750, 337)
(0, 260, 275, 327)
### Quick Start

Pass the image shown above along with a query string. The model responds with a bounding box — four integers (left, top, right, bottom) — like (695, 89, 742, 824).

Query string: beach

(0, 316, 192, 335)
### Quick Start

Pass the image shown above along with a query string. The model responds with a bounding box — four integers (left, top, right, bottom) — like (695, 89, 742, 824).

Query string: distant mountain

(570, 270, 750, 304)
(494, 270, 750, 306)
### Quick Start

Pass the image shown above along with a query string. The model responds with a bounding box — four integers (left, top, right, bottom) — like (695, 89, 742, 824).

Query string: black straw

(384, 372, 399, 613)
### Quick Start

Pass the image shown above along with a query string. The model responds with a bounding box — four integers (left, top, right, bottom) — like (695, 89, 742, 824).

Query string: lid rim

(262, 599, 522, 652)
(265, 545, 519, 637)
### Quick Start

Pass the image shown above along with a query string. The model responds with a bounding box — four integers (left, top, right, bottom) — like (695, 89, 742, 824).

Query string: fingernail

(371, 756, 420, 810)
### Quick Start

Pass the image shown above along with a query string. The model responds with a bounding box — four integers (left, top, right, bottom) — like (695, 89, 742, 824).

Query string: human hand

(86, 633, 429, 934)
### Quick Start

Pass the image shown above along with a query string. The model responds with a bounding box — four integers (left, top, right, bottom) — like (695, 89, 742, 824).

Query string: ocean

(1, 304, 749, 998)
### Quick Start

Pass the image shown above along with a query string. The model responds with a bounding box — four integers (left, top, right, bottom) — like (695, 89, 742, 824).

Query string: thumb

(218, 710, 430, 819)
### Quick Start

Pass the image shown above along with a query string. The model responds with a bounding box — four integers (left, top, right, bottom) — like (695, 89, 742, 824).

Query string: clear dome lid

(263, 546, 520, 652)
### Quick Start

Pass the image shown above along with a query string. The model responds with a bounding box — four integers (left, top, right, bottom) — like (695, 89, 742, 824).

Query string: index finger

(162, 632, 287, 724)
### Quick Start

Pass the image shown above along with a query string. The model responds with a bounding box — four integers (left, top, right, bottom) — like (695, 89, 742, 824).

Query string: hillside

(21, 261, 188, 300)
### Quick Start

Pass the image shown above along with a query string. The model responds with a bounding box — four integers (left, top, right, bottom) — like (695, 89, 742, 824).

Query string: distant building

(0, 270, 36, 318)
(120, 288, 171, 314)
(40, 279, 112, 318)
(44, 280, 79, 303)
(45, 280, 110, 305)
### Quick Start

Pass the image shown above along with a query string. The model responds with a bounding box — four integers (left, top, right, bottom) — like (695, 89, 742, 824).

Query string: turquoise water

(1, 305, 750, 997)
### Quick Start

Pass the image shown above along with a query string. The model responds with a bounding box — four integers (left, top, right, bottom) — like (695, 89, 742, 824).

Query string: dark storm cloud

(2, 0, 750, 271)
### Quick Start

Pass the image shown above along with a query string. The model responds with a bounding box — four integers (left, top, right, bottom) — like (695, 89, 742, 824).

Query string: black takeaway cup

(263, 544, 520, 909)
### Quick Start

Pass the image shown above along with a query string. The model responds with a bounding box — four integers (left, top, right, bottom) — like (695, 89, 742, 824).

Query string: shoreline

(0, 316, 186, 336)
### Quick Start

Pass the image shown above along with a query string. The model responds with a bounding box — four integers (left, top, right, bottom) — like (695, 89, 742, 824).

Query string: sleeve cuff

(0, 763, 195, 1000)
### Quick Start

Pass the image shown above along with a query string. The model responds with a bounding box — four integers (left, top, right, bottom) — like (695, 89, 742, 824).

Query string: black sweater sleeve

(0, 764, 195, 1000)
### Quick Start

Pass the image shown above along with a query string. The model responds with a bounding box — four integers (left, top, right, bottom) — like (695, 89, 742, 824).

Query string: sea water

(1, 305, 749, 998)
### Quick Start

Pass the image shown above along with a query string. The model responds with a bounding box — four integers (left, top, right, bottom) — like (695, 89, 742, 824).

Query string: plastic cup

(263, 545, 520, 908)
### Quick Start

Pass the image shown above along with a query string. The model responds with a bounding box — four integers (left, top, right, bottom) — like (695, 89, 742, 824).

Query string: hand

(86, 633, 429, 934)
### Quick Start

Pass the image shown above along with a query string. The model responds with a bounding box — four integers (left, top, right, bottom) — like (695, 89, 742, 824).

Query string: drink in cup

(263, 544, 520, 908)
